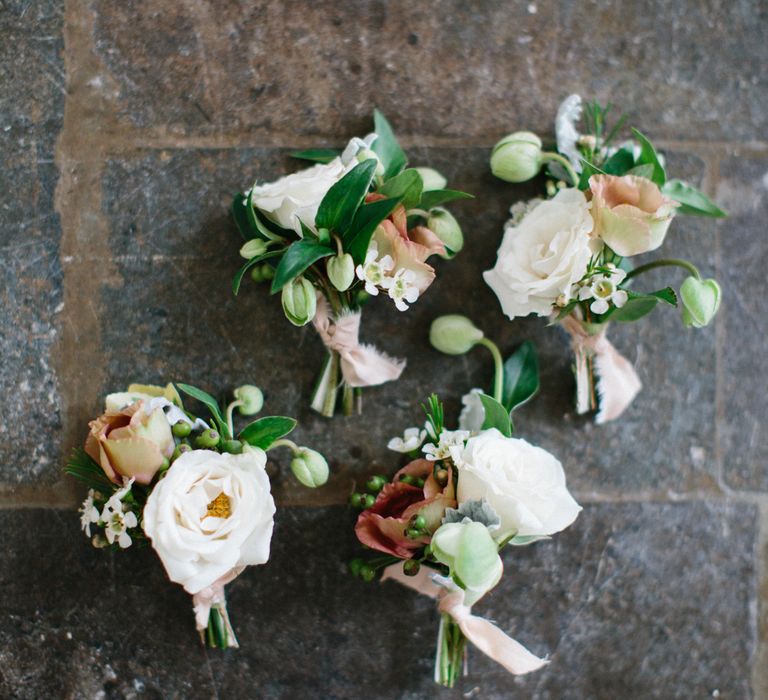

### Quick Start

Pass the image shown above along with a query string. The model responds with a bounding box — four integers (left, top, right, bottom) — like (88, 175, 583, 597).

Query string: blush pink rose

(355, 459, 456, 559)
(589, 174, 677, 256)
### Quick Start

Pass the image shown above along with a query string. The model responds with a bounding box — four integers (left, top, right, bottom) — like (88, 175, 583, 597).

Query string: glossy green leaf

(270, 239, 333, 293)
(290, 148, 340, 164)
(601, 147, 635, 176)
(606, 288, 675, 322)
(344, 196, 402, 264)
(232, 193, 254, 240)
(176, 383, 228, 436)
(246, 189, 292, 241)
(479, 393, 513, 437)
(578, 159, 607, 189)
(315, 159, 377, 234)
(501, 341, 540, 412)
(378, 168, 423, 209)
(418, 188, 474, 210)
(631, 128, 666, 185)
(661, 179, 727, 217)
(372, 109, 407, 178)
(232, 249, 283, 295)
(239, 416, 297, 449)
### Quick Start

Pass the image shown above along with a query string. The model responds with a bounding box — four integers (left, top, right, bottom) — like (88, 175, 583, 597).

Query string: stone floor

(1, 1, 766, 698)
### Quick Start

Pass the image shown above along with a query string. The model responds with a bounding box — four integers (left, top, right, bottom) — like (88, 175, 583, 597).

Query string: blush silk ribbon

(381, 564, 549, 677)
(192, 568, 243, 648)
(559, 315, 642, 423)
(312, 295, 405, 387)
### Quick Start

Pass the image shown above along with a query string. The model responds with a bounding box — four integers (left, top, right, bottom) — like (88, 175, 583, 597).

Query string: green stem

(224, 400, 244, 439)
(269, 438, 299, 453)
(541, 151, 580, 187)
(625, 258, 701, 281)
(476, 338, 504, 404)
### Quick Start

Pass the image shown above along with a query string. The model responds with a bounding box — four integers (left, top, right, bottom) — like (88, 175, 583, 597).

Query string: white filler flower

(143, 449, 276, 594)
(387, 427, 427, 453)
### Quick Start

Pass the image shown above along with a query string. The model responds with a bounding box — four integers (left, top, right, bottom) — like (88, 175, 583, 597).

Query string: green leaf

(270, 239, 333, 293)
(232, 249, 283, 295)
(246, 189, 292, 241)
(661, 179, 727, 217)
(479, 394, 513, 437)
(64, 448, 117, 493)
(372, 109, 407, 179)
(605, 290, 672, 323)
(649, 286, 678, 306)
(501, 341, 540, 413)
(631, 128, 666, 185)
(551, 300, 579, 324)
(378, 168, 423, 209)
(315, 159, 377, 234)
(232, 193, 255, 240)
(578, 159, 607, 189)
(418, 188, 474, 209)
(290, 148, 340, 164)
(176, 383, 228, 436)
(238, 416, 297, 449)
(626, 163, 655, 179)
(601, 147, 635, 176)
(344, 196, 402, 264)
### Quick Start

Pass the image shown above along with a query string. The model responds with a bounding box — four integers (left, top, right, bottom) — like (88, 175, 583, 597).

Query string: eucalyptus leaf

(270, 239, 334, 293)
(176, 383, 228, 436)
(232, 249, 283, 295)
(372, 109, 407, 179)
(378, 168, 423, 209)
(238, 416, 297, 449)
(290, 148, 340, 164)
(502, 341, 539, 412)
(508, 534, 551, 546)
(661, 179, 727, 217)
(442, 499, 501, 530)
(344, 196, 402, 264)
(315, 159, 377, 234)
(479, 393, 512, 437)
(419, 188, 474, 209)
(631, 128, 666, 185)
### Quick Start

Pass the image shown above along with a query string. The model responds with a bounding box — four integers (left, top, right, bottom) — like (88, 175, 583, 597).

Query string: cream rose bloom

(483, 188, 593, 318)
(143, 449, 276, 594)
(454, 429, 581, 538)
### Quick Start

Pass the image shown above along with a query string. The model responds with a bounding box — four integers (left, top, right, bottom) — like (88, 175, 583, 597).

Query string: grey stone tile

(718, 155, 768, 491)
(0, 502, 756, 698)
(91, 1, 766, 141)
(0, 1, 64, 486)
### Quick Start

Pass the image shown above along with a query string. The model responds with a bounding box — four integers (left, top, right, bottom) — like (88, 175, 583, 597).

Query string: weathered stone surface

(0, 1, 64, 486)
(91, 0, 767, 142)
(718, 154, 768, 491)
(0, 502, 755, 698)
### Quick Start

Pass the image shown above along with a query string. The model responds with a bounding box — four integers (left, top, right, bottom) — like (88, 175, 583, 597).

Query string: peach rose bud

(589, 174, 677, 257)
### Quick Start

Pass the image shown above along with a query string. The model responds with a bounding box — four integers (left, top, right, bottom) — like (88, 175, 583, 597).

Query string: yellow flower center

(205, 492, 231, 519)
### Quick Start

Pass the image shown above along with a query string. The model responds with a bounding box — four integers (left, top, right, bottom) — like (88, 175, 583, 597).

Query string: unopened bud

(326, 253, 355, 291)
(233, 385, 264, 416)
(414, 167, 447, 192)
(490, 131, 543, 183)
(427, 207, 464, 257)
(290, 447, 329, 488)
(429, 315, 484, 355)
(680, 277, 721, 328)
(281, 276, 317, 326)
(239, 238, 268, 260)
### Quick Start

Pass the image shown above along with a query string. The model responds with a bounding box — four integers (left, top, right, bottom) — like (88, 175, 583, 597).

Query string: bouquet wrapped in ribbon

(349, 318, 580, 687)
(66, 382, 328, 649)
(232, 111, 471, 417)
(485, 95, 726, 422)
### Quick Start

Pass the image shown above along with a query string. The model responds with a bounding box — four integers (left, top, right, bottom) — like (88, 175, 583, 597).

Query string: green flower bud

(680, 277, 721, 328)
(172, 421, 191, 438)
(172, 443, 192, 461)
(290, 447, 329, 488)
(260, 264, 274, 280)
(427, 207, 463, 257)
(366, 475, 386, 493)
(414, 167, 447, 192)
(362, 493, 375, 509)
(221, 439, 243, 454)
(399, 474, 416, 485)
(239, 238, 268, 260)
(195, 429, 220, 449)
(429, 314, 484, 355)
(250, 266, 264, 283)
(403, 559, 421, 577)
(281, 276, 317, 326)
(359, 564, 376, 582)
(348, 558, 365, 577)
(326, 253, 356, 292)
(412, 515, 427, 531)
(490, 131, 543, 183)
(349, 492, 363, 508)
(233, 385, 264, 416)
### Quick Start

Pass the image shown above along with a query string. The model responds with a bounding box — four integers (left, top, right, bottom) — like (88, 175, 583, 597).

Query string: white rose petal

(483, 188, 593, 319)
(458, 388, 486, 433)
(143, 449, 275, 594)
(456, 429, 581, 538)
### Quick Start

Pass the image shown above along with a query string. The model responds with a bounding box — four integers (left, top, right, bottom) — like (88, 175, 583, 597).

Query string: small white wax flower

(423, 429, 471, 461)
(102, 478, 138, 549)
(79, 489, 101, 537)
(387, 268, 420, 311)
(387, 427, 427, 453)
(355, 244, 394, 295)
(577, 264, 628, 315)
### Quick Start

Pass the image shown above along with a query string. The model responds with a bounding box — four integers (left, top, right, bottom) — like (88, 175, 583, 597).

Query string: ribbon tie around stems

(559, 314, 642, 424)
(312, 294, 405, 387)
(381, 564, 548, 676)
(192, 567, 242, 647)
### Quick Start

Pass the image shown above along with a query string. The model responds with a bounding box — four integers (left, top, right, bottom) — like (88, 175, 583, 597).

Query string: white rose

(251, 135, 376, 237)
(455, 429, 581, 538)
(483, 188, 593, 318)
(142, 449, 275, 594)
